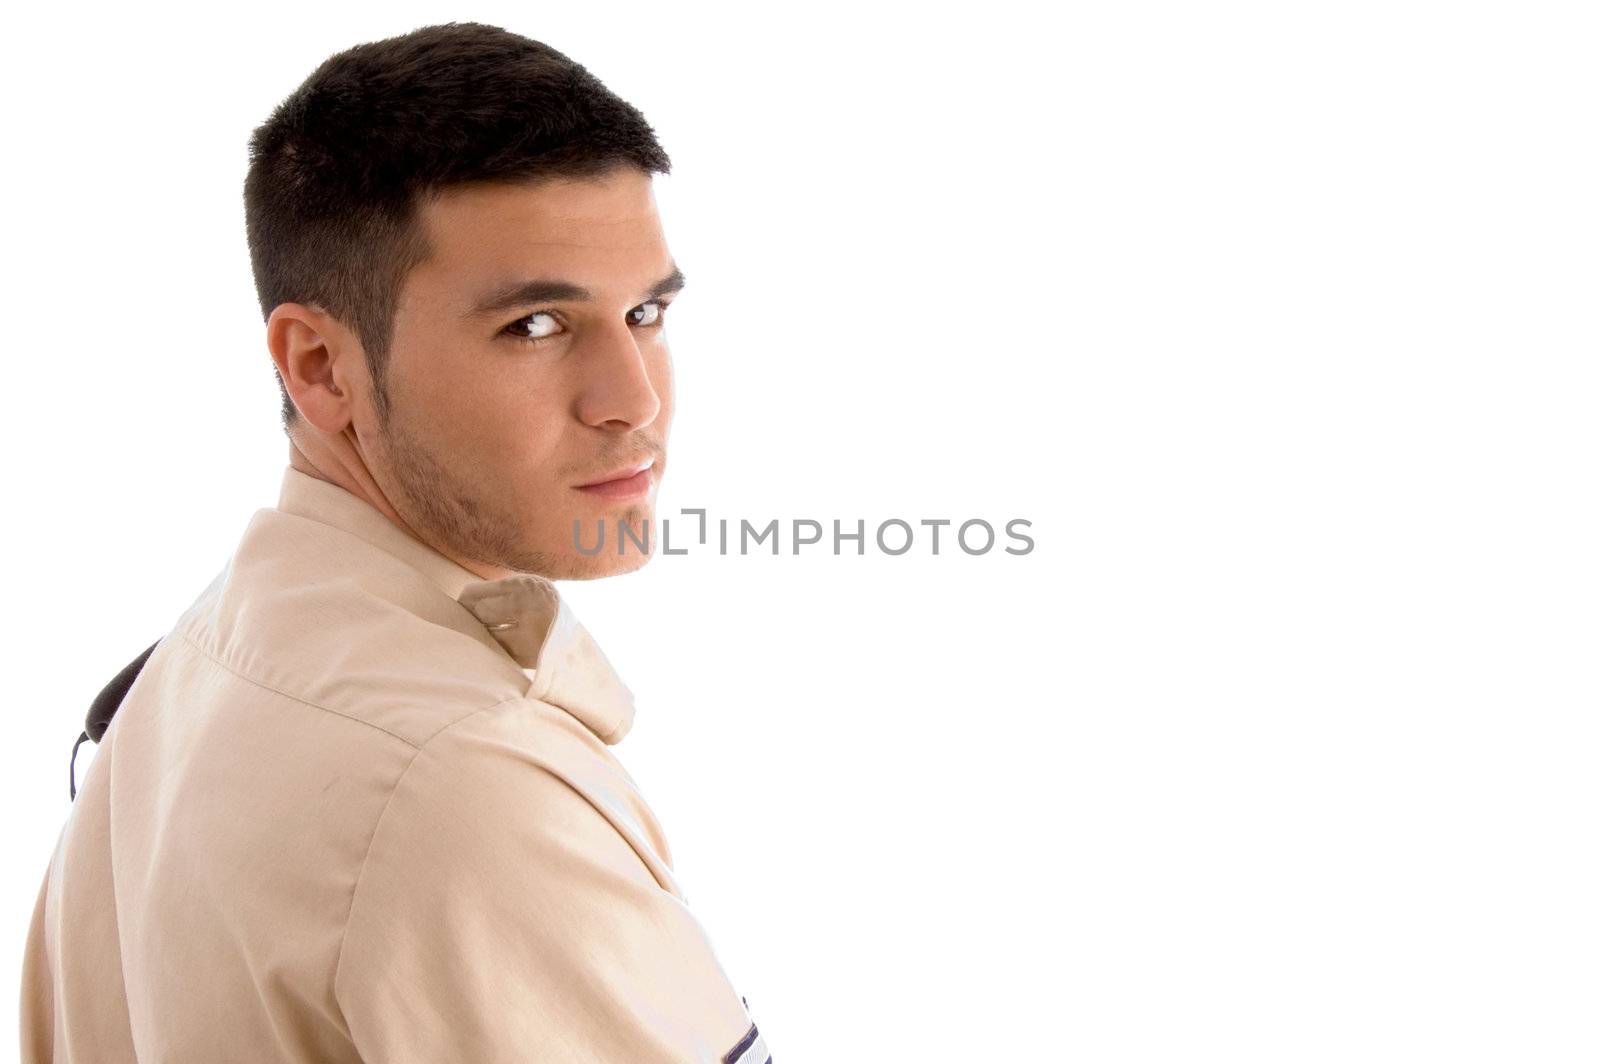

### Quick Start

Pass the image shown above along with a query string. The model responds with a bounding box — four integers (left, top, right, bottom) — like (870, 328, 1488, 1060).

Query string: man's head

(245, 22, 678, 580)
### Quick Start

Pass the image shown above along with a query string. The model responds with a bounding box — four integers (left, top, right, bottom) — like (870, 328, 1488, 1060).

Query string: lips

(573, 461, 655, 501)
(574, 456, 656, 489)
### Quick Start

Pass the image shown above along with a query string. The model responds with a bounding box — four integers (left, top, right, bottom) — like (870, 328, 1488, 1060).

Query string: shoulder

(330, 696, 754, 1062)
(350, 695, 679, 902)
(332, 694, 682, 989)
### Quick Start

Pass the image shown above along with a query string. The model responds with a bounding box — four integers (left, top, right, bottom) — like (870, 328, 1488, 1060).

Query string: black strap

(70, 639, 162, 801)
(69, 731, 90, 802)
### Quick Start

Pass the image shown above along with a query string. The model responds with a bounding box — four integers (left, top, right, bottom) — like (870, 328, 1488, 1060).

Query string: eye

(503, 300, 673, 345)
(628, 301, 669, 327)
(504, 310, 562, 343)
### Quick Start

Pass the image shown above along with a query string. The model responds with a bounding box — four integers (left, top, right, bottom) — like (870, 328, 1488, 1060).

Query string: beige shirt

(20, 465, 771, 1063)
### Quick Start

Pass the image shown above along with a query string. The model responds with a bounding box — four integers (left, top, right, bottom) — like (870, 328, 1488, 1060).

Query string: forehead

(411, 169, 668, 285)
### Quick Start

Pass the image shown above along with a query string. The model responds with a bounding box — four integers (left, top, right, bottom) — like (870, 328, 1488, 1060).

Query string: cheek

(479, 401, 570, 478)
(424, 391, 547, 480)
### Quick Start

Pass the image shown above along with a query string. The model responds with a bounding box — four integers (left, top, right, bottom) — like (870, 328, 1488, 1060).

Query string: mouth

(573, 457, 656, 500)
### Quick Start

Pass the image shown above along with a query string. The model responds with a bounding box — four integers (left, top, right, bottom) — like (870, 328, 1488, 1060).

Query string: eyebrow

(466, 264, 686, 320)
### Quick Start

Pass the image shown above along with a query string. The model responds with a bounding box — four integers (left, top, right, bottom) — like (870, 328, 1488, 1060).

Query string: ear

(266, 302, 363, 432)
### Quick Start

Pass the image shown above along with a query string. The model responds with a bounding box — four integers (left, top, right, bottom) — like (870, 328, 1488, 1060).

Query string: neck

(285, 422, 512, 583)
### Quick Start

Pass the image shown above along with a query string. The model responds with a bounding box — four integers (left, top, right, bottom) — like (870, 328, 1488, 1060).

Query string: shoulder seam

(174, 629, 513, 751)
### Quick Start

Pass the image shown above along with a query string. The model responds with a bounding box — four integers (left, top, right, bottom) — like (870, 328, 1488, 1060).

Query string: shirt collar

(274, 464, 637, 744)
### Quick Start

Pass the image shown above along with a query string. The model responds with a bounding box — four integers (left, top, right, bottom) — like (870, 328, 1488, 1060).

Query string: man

(20, 22, 772, 1064)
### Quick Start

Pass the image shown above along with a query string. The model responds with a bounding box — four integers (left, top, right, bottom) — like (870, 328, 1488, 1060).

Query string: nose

(573, 321, 663, 431)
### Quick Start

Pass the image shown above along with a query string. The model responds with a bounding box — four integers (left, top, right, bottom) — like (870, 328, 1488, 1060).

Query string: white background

(3, 2, 1596, 1060)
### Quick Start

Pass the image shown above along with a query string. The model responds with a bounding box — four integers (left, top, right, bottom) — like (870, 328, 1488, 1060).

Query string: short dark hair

(244, 21, 672, 432)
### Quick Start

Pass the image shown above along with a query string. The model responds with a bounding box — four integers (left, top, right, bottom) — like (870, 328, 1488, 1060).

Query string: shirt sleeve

(333, 702, 758, 1063)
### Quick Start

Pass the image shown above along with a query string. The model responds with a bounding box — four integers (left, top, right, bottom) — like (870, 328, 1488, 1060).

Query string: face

(359, 167, 678, 581)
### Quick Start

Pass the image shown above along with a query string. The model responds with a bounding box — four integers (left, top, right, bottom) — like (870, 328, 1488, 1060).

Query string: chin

(596, 554, 653, 579)
(556, 547, 654, 581)
(528, 499, 656, 580)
